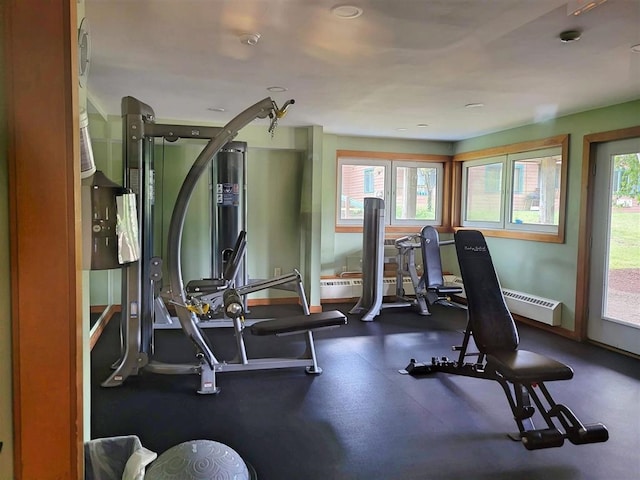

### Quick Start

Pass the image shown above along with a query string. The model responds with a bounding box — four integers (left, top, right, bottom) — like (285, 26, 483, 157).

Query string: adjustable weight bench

(402, 230, 608, 450)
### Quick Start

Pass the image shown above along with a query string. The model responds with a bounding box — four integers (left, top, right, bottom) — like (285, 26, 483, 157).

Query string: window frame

(390, 160, 445, 227)
(453, 134, 569, 243)
(336, 150, 452, 234)
(460, 155, 506, 229)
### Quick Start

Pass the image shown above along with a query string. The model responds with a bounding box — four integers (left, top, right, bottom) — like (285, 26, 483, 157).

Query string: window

(394, 163, 441, 224)
(336, 151, 448, 231)
(339, 160, 388, 221)
(455, 135, 568, 242)
(464, 159, 503, 223)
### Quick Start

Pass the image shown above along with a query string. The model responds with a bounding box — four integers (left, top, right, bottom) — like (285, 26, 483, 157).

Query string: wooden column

(4, 0, 83, 478)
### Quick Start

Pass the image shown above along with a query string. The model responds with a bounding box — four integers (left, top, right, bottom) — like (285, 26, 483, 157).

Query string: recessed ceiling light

(631, 44, 640, 53)
(267, 86, 287, 93)
(559, 30, 582, 43)
(207, 107, 226, 112)
(417, 123, 429, 128)
(331, 4, 363, 19)
(396, 128, 408, 132)
(465, 103, 484, 109)
(239, 32, 261, 46)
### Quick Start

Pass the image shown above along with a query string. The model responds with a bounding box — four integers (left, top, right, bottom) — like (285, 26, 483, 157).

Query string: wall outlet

(274, 267, 282, 277)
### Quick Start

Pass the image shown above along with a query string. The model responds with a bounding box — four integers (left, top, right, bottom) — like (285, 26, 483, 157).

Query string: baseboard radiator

(320, 277, 415, 301)
(321, 276, 561, 326)
(444, 275, 562, 327)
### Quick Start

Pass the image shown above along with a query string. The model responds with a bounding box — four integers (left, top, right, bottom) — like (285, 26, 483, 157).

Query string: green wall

(453, 99, 640, 330)
(0, 14, 14, 476)
(86, 99, 640, 331)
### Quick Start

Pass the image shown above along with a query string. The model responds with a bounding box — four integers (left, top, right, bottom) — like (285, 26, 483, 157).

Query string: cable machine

(102, 96, 346, 394)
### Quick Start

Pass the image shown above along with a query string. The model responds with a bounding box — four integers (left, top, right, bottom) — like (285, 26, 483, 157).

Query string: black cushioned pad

(487, 350, 574, 383)
(429, 284, 463, 295)
(250, 310, 347, 336)
(185, 278, 227, 293)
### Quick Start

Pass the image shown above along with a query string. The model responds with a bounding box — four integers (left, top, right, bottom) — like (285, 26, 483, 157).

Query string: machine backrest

(454, 229, 519, 354)
(222, 230, 247, 282)
(420, 225, 446, 289)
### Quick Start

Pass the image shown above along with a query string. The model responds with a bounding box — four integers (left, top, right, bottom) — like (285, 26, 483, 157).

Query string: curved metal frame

(104, 97, 286, 393)
(164, 97, 278, 370)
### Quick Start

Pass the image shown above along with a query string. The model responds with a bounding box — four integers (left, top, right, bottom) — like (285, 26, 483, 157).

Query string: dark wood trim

(335, 225, 453, 236)
(512, 314, 578, 340)
(452, 134, 568, 162)
(441, 160, 453, 228)
(575, 125, 640, 341)
(337, 149, 451, 162)
(5, 1, 83, 478)
(450, 161, 463, 227)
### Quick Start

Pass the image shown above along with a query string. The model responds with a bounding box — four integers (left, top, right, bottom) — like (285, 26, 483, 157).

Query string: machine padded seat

(185, 278, 228, 294)
(420, 226, 463, 297)
(250, 310, 347, 336)
(428, 283, 463, 296)
(186, 231, 247, 294)
(487, 350, 574, 383)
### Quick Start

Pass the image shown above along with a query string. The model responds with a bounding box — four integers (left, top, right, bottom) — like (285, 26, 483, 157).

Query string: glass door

(588, 137, 640, 355)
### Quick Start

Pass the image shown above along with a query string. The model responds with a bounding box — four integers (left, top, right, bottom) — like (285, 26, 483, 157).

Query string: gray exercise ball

(145, 440, 254, 480)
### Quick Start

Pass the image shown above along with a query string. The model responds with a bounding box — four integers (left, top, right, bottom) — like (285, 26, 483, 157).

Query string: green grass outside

(608, 209, 640, 270)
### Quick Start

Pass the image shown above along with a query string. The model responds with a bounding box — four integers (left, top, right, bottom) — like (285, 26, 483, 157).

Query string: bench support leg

(198, 363, 221, 395)
(304, 330, 322, 374)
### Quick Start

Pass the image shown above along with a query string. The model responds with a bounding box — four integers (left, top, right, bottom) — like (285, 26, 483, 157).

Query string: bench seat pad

(487, 350, 574, 383)
(185, 278, 227, 294)
(250, 310, 347, 336)
(428, 283, 463, 295)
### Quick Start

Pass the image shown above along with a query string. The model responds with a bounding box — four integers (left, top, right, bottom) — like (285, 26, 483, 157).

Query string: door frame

(4, 0, 83, 478)
(576, 125, 640, 342)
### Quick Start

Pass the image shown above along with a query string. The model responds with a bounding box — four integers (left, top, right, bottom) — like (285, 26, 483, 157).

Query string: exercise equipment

(84, 436, 256, 480)
(181, 230, 313, 326)
(402, 230, 608, 449)
(102, 96, 346, 394)
(393, 225, 463, 314)
(349, 197, 386, 321)
(350, 198, 462, 320)
(145, 440, 256, 480)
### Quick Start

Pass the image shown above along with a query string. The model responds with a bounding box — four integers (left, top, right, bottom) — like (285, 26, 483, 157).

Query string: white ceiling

(84, 0, 640, 141)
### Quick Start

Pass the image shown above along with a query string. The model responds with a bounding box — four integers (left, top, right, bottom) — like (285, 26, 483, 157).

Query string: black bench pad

(250, 310, 347, 336)
(487, 350, 574, 383)
(429, 283, 463, 295)
(186, 278, 227, 294)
